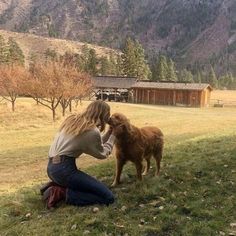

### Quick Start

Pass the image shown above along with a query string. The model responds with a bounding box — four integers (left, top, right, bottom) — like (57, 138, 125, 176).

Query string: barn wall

(133, 88, 211, 107)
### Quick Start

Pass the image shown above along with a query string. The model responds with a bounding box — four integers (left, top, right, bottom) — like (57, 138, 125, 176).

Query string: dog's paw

(111, 182, 118, 188)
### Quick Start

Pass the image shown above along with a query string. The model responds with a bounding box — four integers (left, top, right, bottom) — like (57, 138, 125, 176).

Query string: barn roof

(91, 76, 212, 91)
(92, 76, 136, 89)
(132, 81, 213, 91)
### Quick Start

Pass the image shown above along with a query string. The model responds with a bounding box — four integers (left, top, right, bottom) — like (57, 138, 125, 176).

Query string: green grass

(0, 98, 236, 235)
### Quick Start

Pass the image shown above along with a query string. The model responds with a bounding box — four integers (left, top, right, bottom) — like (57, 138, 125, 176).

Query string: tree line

(1, 34, 236, 119)
(0, 35, 92, 120)
(43, 37, 236, 89)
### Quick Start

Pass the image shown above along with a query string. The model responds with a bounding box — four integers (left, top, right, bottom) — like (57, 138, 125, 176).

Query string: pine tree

(228, 72, 236, 89)
(155, 55, 168, 81)
(134, 40, 151, 80)
(208, 66, 218, 88)
(7, 37, 25, 65)
(108, 52, 118, 75)
(166, 58, 177, 81)
(122, 38, 137, 77)
(195, 71, 202, 83)
(0, 35, 9, 64)
(99, 56, 110, 75)
(86, 49, 97, 76)
(116, 54, 123, 76)
(179, 69, 194, 83)
(121, 38, 151, 79)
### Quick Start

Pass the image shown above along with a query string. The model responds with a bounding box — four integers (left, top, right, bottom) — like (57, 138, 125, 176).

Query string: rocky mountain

(0, 0, 236, 74)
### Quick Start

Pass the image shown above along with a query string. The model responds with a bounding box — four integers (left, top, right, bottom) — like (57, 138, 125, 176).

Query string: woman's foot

(40, 181, 59, 195)
(43, 186, 66, 209)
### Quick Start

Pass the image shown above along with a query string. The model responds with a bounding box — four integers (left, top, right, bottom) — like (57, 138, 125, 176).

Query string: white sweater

(49, 127, 115, 159)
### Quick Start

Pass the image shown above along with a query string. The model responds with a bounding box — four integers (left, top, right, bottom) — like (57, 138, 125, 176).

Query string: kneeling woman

(41, 101, 116, 209)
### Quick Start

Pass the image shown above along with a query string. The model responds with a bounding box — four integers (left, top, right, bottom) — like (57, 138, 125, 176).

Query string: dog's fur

(108, 113, 164, 186)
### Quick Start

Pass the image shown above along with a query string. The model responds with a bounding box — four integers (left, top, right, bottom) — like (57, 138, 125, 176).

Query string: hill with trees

(1, 0, 236, 75)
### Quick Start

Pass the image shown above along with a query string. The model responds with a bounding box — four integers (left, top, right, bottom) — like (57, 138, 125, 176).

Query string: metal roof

(92, 76, 137, 89)
(92, 76, 212, 91)
(132, 82, 212, 91)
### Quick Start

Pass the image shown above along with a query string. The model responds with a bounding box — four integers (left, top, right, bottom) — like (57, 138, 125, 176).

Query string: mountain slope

(0, 29, 118, 65)
(0, 0, 236, 73)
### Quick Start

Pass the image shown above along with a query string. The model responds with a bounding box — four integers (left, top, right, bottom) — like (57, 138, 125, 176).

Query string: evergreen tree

(0, 35, 9, 64)
(195, 71, 202, 83)
(77, 44, 90, 72)
(108, 52, 118, 75)
(122, 38, 137, 77)
(166, 58, 177, 81)
(7, 37, 25, 65)
(208, 66, 218, 88)
(86, 49, 97, 75)
(116, 54, 123, 76)
(155, 55, 168, 81)
(121, 38, 150, 79)
(179, 69, 194, 83)
(134, 40, 151, 80)
(99, 56, 110, 75)
(228, 72, 236, 89)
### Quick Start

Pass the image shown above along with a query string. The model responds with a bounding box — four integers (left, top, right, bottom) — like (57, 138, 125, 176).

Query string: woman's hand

(108, 125, 113, 135)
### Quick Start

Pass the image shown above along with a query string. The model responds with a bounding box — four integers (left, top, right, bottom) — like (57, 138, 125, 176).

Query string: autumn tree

(0, 64, 29, 111)
(25, 61, 92, 121)
(59, 70, 92, 116)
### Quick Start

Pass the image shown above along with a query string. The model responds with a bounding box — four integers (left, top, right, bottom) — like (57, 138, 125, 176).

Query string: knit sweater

(49, 128, 116, 159)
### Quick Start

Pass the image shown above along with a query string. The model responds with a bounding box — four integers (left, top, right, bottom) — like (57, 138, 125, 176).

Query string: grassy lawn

(0, 96, 236, 235)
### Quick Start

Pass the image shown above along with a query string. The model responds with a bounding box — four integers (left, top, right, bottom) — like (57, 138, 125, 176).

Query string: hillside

(0, 29, 118, 65)
(0, 0, 236, 73)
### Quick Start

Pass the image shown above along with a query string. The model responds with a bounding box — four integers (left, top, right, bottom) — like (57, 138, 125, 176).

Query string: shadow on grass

(0, 134, 236, 235)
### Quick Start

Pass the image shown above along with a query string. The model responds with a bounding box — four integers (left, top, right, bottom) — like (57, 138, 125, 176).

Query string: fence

(210, 99, 236, 107)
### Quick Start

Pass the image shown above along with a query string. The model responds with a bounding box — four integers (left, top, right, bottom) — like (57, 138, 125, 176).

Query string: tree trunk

(62, 107, 66, 116)
(52, 108, 56, 122)
(69, 101, 72, 112)
(11, 100, 15, 112)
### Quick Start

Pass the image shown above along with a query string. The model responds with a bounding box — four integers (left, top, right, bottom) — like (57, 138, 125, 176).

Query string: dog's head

(108, 113, 133, 137)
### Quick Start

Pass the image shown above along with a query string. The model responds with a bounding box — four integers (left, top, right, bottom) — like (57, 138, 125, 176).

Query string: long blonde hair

(59, 100, 110, 136)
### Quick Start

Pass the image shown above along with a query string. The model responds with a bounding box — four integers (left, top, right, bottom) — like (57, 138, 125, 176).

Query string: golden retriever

(108, 113, 164, 186)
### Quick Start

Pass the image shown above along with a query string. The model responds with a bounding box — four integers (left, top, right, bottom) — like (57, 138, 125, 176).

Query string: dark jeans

(47, 156, 114, 206)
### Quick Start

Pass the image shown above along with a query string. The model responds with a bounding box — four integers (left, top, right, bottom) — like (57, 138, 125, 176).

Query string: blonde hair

(59, 100, 110, 136)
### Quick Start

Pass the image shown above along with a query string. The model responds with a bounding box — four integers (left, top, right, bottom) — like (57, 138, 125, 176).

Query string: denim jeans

(47, 156, 114, 206)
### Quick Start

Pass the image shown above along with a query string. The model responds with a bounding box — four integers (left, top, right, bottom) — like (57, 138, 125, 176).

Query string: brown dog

(108, 113, 164, 187)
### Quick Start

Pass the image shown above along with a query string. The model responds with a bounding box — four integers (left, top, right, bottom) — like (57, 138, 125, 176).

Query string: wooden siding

(133, 88, 211, 107)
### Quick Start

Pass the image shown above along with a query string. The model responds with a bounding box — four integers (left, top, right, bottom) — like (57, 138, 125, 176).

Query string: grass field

(0, 92, 236, 235)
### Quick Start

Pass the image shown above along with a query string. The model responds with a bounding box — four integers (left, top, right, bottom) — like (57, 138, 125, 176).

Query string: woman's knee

(105, 191, 115, 205)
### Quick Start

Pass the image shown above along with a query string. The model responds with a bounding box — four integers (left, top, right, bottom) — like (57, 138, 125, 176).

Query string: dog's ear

(123, 121, 134, 136)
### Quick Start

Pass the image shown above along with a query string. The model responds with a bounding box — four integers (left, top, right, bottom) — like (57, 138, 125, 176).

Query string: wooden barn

(91, 76, 212, 107)
(132, 81, 212, 107)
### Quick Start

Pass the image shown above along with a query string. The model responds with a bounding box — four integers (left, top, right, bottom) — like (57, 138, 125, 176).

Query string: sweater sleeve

(83, 130, 116, 159)
(102, 129, 112, 143)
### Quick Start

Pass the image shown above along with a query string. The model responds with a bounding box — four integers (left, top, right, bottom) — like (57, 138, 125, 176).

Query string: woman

(41, 100, 116, 209)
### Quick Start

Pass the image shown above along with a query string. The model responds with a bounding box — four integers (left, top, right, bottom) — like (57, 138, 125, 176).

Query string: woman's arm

(102, 126, 113, 143)
(83, 129, 116, 159)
